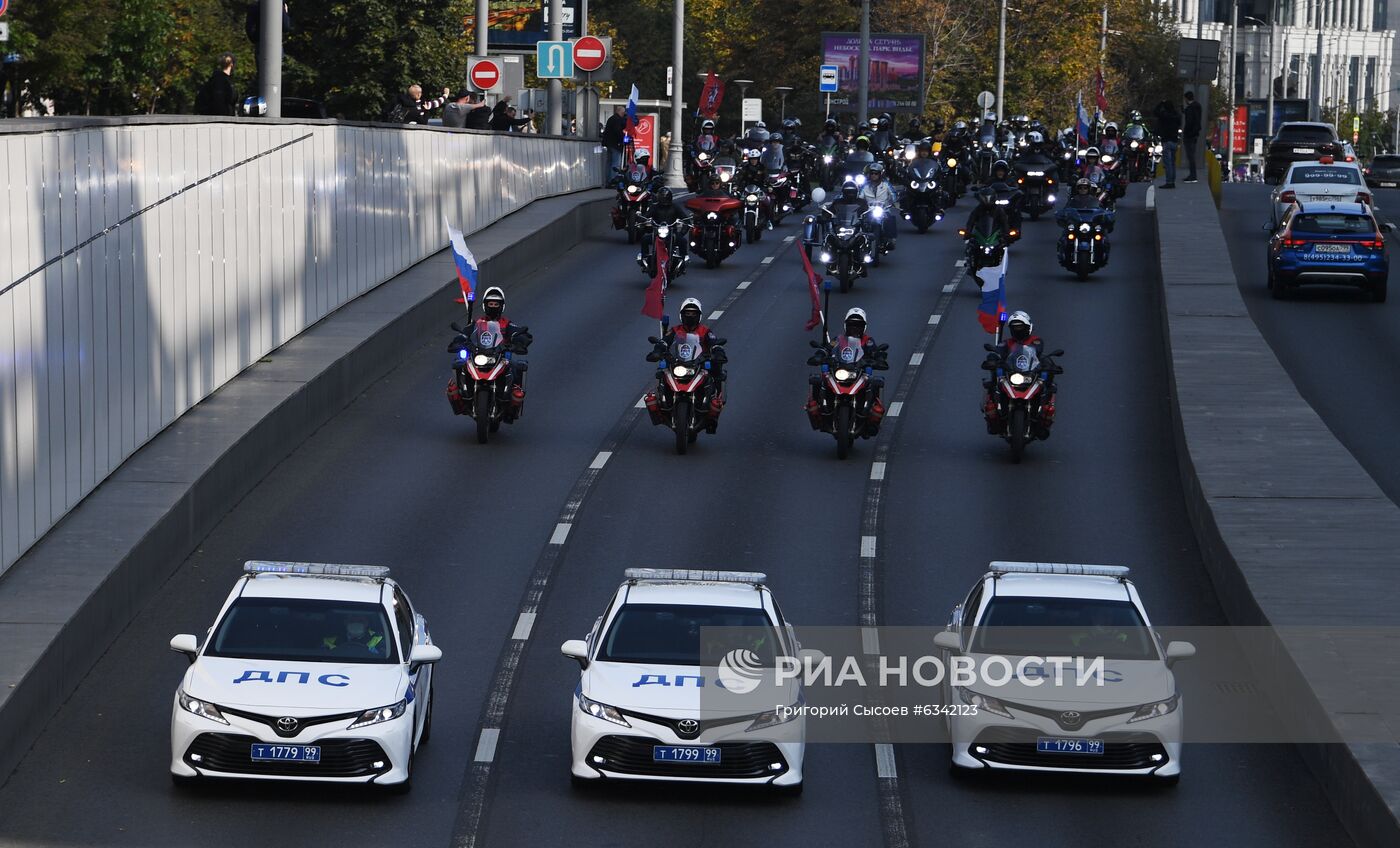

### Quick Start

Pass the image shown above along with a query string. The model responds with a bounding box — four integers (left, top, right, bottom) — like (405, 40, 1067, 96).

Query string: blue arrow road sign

(536, 41, 574, 79)
(819, 65, 839, 93)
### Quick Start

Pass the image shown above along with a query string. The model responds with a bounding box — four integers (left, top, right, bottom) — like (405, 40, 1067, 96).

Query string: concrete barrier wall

(0, 120, 601, 574)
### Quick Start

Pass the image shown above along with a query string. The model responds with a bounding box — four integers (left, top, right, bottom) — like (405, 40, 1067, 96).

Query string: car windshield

(206, 597, 398, 663)
(1290, 167, 1361, 185)
(1372, 156, 1400, 167)
(596, 603, 779, 665)
(1292, 213, 1375, 235)
(971, 597, 1158, 661)
(1277, 126, 1336, 143)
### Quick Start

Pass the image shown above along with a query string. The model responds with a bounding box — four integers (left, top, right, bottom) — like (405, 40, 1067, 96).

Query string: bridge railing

(0, 118, 602, 574)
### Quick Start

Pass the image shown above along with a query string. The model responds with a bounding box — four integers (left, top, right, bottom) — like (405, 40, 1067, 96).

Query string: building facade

(1168, 0, 1395, 120)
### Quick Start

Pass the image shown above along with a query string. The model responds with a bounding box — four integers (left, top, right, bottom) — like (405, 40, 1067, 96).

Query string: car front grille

(587, 735, 787, 780)
(972, 727, 1168, 770)
(185, 733, 391, 778)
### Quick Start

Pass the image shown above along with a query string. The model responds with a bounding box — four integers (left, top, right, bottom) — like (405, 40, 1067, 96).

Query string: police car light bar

(624, 568, 767, 585)
(244, 561, 391, 578)
(989, 561, 1130, 577)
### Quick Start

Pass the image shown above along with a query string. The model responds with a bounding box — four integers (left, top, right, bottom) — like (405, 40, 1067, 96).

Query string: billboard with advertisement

(820, 33, 926, 112)
(1245, 98, 1309, 139)
(630, 113, 658, 164)
(1232, 105, 1248, 153)
(483, 0, 580, 50)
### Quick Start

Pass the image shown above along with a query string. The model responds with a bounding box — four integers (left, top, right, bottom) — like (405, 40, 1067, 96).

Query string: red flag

(642, 236, 669, 320)
(798, 245, 824, 331)
(1094, 69, 1108, 113)
(697, 71, 725, 120)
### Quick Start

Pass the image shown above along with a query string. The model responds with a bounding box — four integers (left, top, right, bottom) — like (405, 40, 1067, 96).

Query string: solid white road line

(511, 613, 537, 641)
(474, 729, 501, 763)
(550, 523, 572, 545)
(589, 451, 612, 470)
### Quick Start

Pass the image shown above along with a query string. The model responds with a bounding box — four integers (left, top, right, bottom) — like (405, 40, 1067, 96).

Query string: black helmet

(1074, 178, 1093, 195)
(934, 118, 946, 132)
(991, 158, 1010, 180)
(916, 139, 932, 156)
(1006, 310, 1033, 342)
(824, 118, 837, 132)
(483, 286, 506, 320)
(841, 180, 859, 202)
(655, 186, 673, 205)
(769, 132, 784, 144)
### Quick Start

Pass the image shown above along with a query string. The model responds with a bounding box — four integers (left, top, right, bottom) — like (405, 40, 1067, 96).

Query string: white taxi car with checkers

(561, 569, 807, 793)
(169, 561, 441, 791)
(1270, 156, 1372, 229)
(933, 562, 1194, 783)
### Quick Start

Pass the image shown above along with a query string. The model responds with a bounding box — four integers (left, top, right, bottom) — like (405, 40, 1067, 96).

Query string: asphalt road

(1220, 183, 1400, 505)
(0, 189, 1352, 848)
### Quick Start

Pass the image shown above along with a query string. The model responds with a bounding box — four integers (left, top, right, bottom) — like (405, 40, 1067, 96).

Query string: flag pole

(822, 281, 831, 344)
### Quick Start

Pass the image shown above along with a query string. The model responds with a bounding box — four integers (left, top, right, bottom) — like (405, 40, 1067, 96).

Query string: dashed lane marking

(473, 729, 501, 763)
(549, 523, 571, 545)
(928, 314, 941, 325)
(737, 280, 752, 290)
(511, 612, 536, 641)
(589, 451, 612, 469)
(908, 353, 924, 367)
(709, 310, 725, 320)
(870, 461, 886, 481)
(887, 401, 904, 417)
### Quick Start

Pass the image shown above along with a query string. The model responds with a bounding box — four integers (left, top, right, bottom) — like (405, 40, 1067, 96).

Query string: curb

(0, 190, 614, 785)
(1151, 184, 1400, 848)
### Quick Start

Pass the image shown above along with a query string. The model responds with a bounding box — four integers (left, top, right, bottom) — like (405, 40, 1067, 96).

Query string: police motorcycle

(982, 341, 1063, 463)
(447, 317, 532, 444)
(805, 328, 889, 460)
(643, 315, 727, 455)
(610, 161, 653, 244)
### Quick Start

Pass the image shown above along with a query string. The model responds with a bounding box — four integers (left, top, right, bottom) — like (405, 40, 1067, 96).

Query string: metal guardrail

(0, 118, 602, 574)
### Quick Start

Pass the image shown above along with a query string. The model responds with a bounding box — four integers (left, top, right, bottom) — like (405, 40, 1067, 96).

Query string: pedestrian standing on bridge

(464, 94, 493, 130)
(1182, 90, 1202, 184)
(195, 53, 238, 117)
(385, 84, 449, 124)
(603, 105, 628, 178)
(1153, 99, 1181, 190)
(442, 89, 473, 128)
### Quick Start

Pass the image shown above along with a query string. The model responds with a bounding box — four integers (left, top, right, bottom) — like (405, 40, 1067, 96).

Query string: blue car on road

(1267, 201, 1391, 302)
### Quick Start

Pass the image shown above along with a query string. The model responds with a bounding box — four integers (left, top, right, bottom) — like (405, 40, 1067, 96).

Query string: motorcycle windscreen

(831, 205, 865, 228)
(697, 135, 717, 152)
(471, 320, 505, 352)
(833, 338, 866, 366)
(1006, 344, 1041, 374)
(671, 333, 705, 364)
(909, 160, 938, 179)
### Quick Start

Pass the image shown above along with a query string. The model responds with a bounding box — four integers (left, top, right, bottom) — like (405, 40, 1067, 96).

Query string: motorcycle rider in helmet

(859, 162, 898, 252)
(981, 310, 1056, 435)
(961, 187, 1011, 279)
(653, 297, 727, 431)
(642, 185, 691, 261)
(448, 285, 532, 412)
(761, 132, 787, 171)
(807, 307, 889, 434)
(985, 159, 1023, 239)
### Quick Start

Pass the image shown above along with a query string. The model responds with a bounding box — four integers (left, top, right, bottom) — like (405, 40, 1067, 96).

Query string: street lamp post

(1227, 0, 1238, 178)
(857, 0, 870, 125)
(666, 0, 686, 188)
(733, 79, 754, 134)
(548, 0, 563, 134)
(259, 0, 283, 118)
(996, 0, 1007, 123)
(774, 86, 793, 123)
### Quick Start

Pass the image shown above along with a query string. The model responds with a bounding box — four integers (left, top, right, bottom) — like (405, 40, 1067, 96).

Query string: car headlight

(1009, 372, 1028, 386)
(946, 157, 958, 167)
(707, 211, 718, 221)
(178, 689, 229, 725)
(349, 698, 408, 729)
(578, 692, 630, 727)
(657, 225, 670, 238)
(1128, 693, 1180, 723)
(747, 194, 759, 202)
(1078, 223, 1091, 233)
(747, 698, 803, 732)
(672, 365, 692, 378)
(473, 354, 492, 367)
(956, 687, 1013, 719)
(834, 368, 853, 381)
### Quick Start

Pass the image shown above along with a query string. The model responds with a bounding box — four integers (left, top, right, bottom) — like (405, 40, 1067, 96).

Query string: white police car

(169, 561, 441, 790)
(561, 569, 807, 792)
(934, 562, 1194, 783)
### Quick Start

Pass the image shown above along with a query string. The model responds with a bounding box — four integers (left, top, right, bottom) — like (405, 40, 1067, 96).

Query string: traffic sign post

(468, 57, 503, 93)
(0, 0, 9, 17)
(572, 35, 607, 73)
(820, 64, 838, 119)
(536, 40, 573, 79)
(0, 22, 8, 42)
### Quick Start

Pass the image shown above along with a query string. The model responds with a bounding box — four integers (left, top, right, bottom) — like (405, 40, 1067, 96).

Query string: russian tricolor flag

(625, 84, 640, 136)
(445, 217, 478, 303)
(1076, 91, 1091, 147)
(976, 251, 1009, 335)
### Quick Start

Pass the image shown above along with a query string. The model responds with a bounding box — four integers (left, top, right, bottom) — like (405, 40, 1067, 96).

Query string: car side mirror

(933, 631, 962, 652)
(1165, 640, 1196, 667)
(170, 634, 199, 664)
(409, 644, 442, 672)
(561, 639, 589, 669)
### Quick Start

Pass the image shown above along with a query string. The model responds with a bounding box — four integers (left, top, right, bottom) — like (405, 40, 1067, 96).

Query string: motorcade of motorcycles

(805, 337, 889, 459)
(446, 319, 532, 444)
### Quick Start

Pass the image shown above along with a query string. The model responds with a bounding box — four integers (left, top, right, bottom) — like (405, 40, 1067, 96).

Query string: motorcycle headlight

(995, 199, 1009, 205)
(698, 152, 710, 161)
(1047, 193, 1056, 203)
(707, 212, 719, 221)
(905, 148, 916, 160)
(720, 171, 732, 182)
(1077, 148, 1087, 156)
(672, 365, 692, 378)
(946, 158, 957, 167)
(626, 185, 638, 194)
(1128, 694, 1180, 723)
(956, 687, 1013, 719)
(1130, 141, 1140, 149)
(1079, 223, 1091, 233)
(834, 368, 854, 381)
(870, 206, 884, 220)
(578, 692, 630, 727)
(1026, 170, 1044, 177)
(1102, 155, 1114, 164)
(349, 698, 407, 729)
(657, 225, 670, 238)
(855, 174, 867, 186)
(178, 689, 229, 725)
(819, 251, 832, 263)
(1009, 372, 1028, 386)
(910, 180, 919, 190)
(837, 227, 855, 237)
(747, 194, 759, 202)
(473, 354, 492, 367)
(823, 155, 833, 164)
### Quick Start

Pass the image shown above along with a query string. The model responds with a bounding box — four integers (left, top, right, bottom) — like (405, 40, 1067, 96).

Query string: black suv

(1265, 122, 1342, 184)
(1365, 154, 1400, 188)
